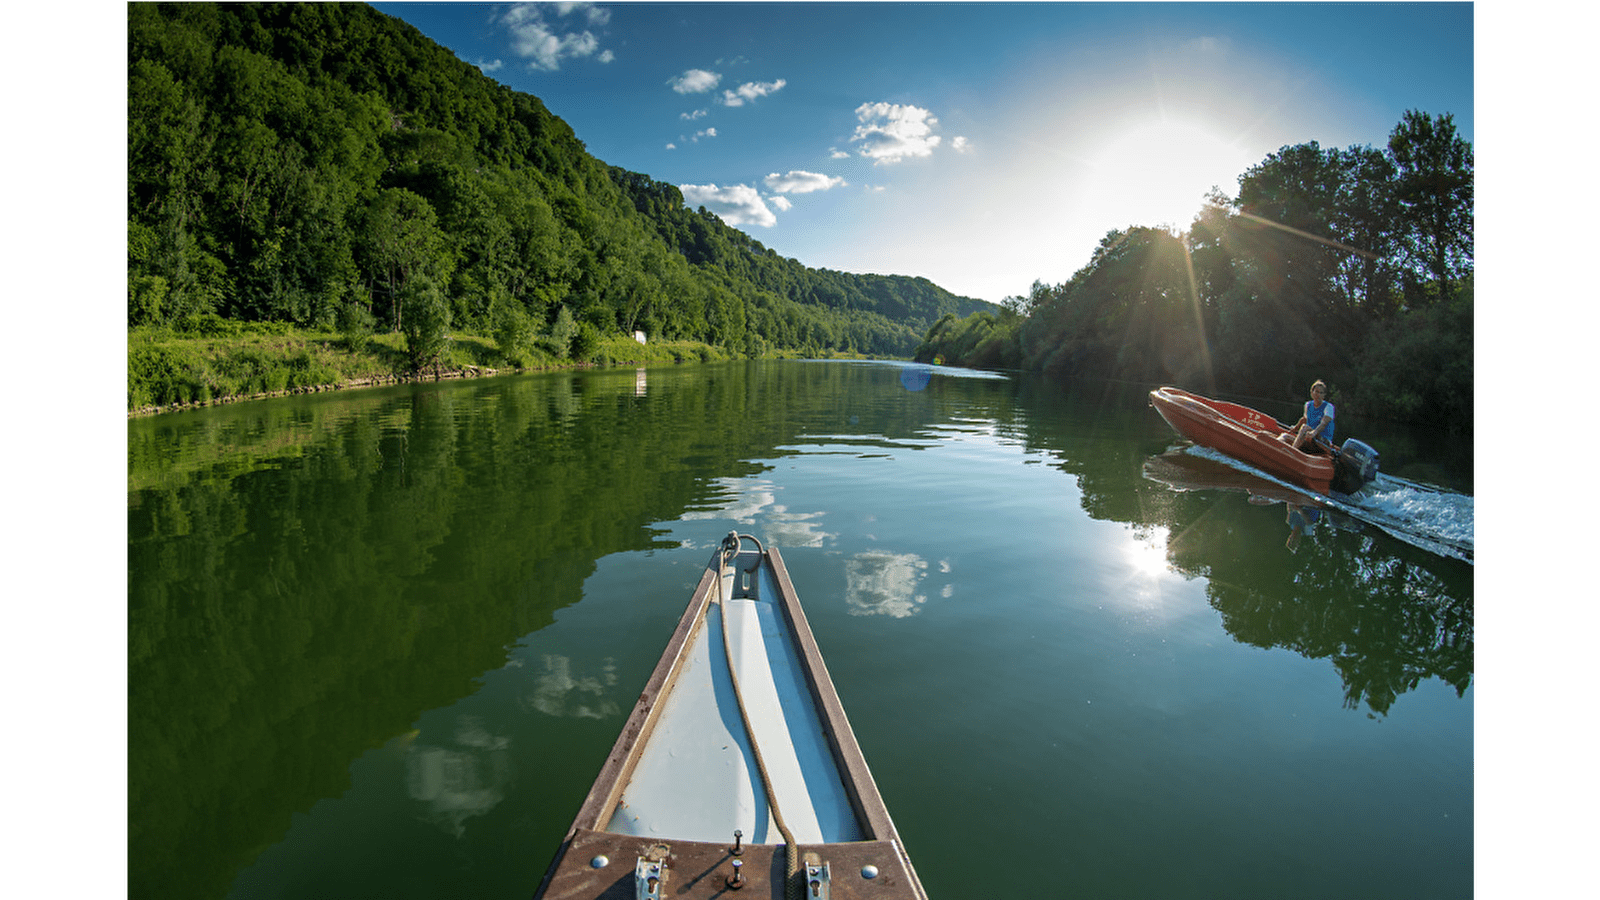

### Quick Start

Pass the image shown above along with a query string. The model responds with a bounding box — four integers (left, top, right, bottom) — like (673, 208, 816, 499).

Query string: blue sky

(371, 2, 1474, 303)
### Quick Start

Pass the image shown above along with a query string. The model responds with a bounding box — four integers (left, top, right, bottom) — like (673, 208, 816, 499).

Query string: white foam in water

(1183, 446, 1474, 563)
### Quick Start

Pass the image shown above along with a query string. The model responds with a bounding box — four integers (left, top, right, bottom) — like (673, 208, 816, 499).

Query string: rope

(715, 533, 801, 900)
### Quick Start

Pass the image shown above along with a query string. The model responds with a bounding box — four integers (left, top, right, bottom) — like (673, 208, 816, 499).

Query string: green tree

(400, 276, 451, 372)
(355, 188, 451, 333)
(125, 0, 998, 380)
(490, 287, 535, 365)
(550, 305, 578, 357)
(569, 321, 600, 363)
(1387, 110, 1473, 305)
(1328, 145, 1402, 318)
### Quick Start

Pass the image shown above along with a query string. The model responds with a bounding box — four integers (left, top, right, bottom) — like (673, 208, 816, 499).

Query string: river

(127, 360, 1473, 899)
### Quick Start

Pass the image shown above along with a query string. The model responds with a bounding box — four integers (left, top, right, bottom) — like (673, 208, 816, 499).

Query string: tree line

(917, 110, 1473, 432)
(127, 2, 994, 372)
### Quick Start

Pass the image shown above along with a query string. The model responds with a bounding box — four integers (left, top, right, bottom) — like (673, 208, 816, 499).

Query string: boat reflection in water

(1284, 503, 1321, 552)
(1140, 448, 1472, 716)
(1142, 449, 1357, 550)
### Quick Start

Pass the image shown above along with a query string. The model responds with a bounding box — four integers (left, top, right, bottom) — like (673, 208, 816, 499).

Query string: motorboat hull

(1149, 386, 1341, 493)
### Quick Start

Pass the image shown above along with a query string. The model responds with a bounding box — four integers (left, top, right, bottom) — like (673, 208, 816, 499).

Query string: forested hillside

(915, 110, 1473, 432)
(126, 2, 993, 370)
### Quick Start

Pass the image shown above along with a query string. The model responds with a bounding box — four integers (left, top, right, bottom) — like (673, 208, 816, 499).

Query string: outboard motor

(1332, 438, 1380, 494)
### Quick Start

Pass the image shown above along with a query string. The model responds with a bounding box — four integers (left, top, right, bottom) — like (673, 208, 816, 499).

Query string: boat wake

(1181, 445, 1474, 564)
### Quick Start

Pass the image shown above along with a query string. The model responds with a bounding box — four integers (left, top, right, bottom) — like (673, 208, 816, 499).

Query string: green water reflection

(128, 361, 1472, 899)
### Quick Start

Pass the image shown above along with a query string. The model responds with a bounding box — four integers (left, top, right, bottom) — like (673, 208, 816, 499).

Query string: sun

(1084, 118, 1258, 232)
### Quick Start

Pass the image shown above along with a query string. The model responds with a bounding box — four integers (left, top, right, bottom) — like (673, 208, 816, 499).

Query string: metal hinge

(804, 860, 831, 898)
(635, 856, 665, 899)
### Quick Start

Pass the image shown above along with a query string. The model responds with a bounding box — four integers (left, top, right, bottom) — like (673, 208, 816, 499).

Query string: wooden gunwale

(566, 562, 719, 835)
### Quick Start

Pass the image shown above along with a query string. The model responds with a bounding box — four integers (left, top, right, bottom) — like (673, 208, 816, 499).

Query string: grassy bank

(126, 321, 748, 417)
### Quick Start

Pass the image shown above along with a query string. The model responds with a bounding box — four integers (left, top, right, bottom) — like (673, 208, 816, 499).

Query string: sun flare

(1086, 119, 1257, 231)
(1123, 527, 1172, 581)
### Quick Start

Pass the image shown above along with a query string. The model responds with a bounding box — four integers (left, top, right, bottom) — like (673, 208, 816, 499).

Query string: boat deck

(532, 539, 927, 900)
(604, 558, 863, 844)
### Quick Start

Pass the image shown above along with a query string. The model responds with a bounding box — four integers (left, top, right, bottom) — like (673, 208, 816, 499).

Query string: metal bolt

(590, 854, 609, 869)
(861, 864, 879, 879)
(731, 829, 743, 856)
(726, 858, 745, 890)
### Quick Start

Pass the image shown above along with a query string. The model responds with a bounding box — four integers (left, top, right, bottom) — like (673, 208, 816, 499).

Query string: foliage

(337, 298, 376, 352)
(921, 111, 1473, 431)
(489, 288, 535, 366)
(398, 275, 451, 372)
(570, 321, 601, 363)
(129, 274, 168, 327)
(125, 0, 995, 391)
(915, 308, 1022, 370)
(127, 4, 1469, 427)
(1388, 111, 1474, 303)
(549, 305, 578, 358)
(1348, 277, 1473, 431)
(128, 327, 347, 409)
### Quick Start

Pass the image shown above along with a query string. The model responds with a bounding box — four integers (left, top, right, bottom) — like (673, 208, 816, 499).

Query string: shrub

(550, 306, 577, 358)
(338, 301, 377, 352)
(1351, 291, 1472, 432)
(569, 321, 600, 362)
(492, 293, 535, 366)
(128, 342, 187, 408)
(400, 277, 451, 372)
(129, 274, 167, 327)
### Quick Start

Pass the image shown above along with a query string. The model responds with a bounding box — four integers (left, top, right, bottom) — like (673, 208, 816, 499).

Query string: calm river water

(127, 360, 1473, 899)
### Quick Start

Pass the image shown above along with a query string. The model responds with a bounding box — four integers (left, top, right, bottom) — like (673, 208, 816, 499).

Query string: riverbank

(126, 323, 736, 418)
(127, 324, 877, 418)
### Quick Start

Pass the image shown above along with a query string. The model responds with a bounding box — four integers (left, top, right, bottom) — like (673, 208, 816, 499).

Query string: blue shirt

(1305, 400, 1335, 442)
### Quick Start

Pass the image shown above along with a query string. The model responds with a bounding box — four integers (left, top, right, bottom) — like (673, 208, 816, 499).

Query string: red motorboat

(1148, 386, 1379, 495)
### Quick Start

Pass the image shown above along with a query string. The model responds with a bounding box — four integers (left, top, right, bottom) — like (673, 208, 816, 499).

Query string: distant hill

(127, 2, 996, 358)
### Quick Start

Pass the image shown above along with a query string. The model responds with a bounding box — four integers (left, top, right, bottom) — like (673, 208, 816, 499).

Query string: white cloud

(476, 59, 504, 74)
(770, 196, 793, 212)
(667, 128, 714, 148)
(679, 183, 779, 228)
(951, 135, 971, 153)
(764, 170, 846, 194)
(546, 2, 611, 26)
(681, 108, 709, 121)
(722, 79, 787, 107)
(497, 3, 614, 71)
(851, 101, 943, 164)
(670, 68, 721, 94)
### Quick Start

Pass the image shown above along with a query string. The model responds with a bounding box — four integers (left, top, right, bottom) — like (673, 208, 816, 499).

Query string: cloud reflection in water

(404, 716, 513, 838)
(522, 654, 620, 719)
(845, 550, 929, 617)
